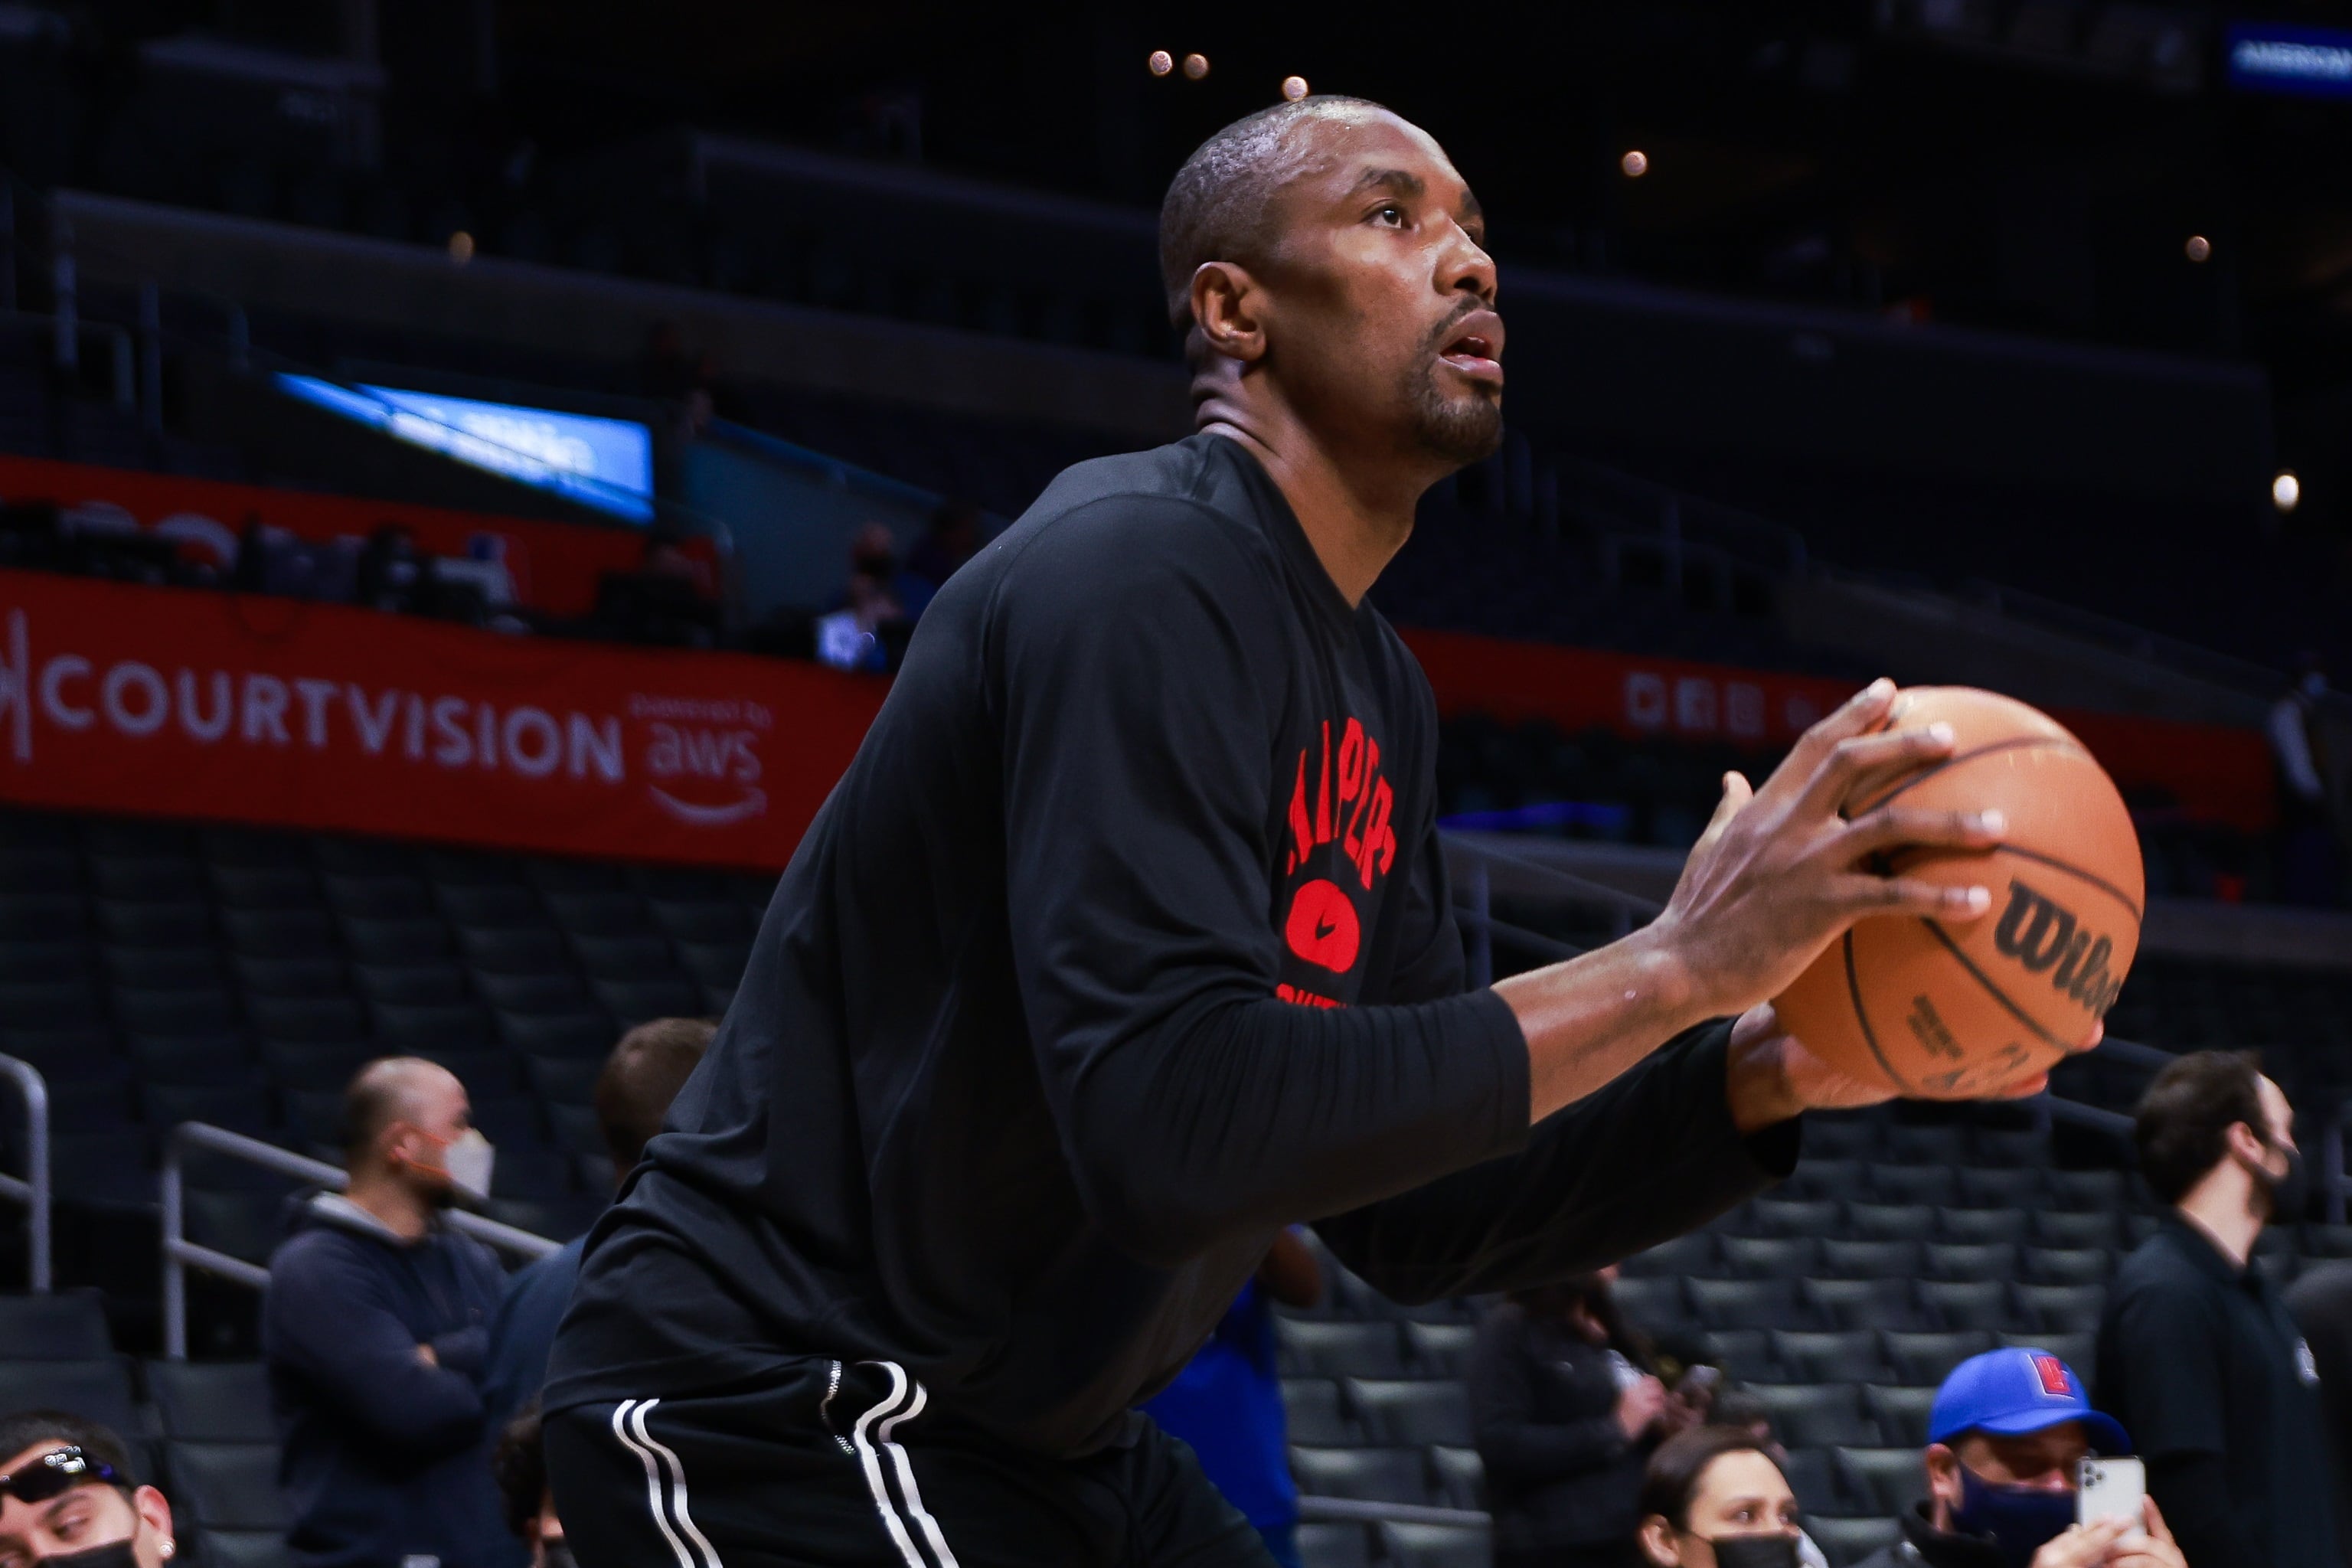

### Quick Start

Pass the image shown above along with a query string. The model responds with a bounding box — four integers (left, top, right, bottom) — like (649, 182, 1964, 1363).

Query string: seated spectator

(899, 498, 985, 617)
(490, 1403, 569, 1568)
(482, 1019, 715, 1434)
(1851, 1348, 2182, 1568)
(1633, 1425, 1804, 1568)
(263, 1057, 509, 1568)
(0, 1411, 176, 1568)
(1474, 1268, 1689, 1568)
(1139, 1227, 1322, 1568)
(814, 523, 911, 672)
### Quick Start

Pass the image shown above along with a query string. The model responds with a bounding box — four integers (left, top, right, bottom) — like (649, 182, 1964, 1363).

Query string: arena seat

(0, 1292, 112, 1359)
(1816, 1239, 1920, 1280)
(1702, 1329, 1776, 1383)
(1809, 1514, 1903, 1563)
(1621, 1231, 1715, 1276)
(193, 1528, 293, 1568)
(1880, 1329, 1994, 1387)
(1428, 1445, 1483, 1511)
(1720, 1236, 1819, 1279)
(0, 1358, 139, 1434)
(1768, 1329, 1882, 1385)
(1801, 1278, 1922, 1333)
(1375, 1521, 1488, 1568)
(1750, 1383, 1876, 1449)
(1288, 1446, 1427, 1505)
(1278, 1379, 1354, 1446)
(1295, 1521, 1373, 1568)
(1845, 1203, 1933, 1243)
(1916, 1280, 2008, 1333)
(1402, 1322, 1475, 1378)
(1277, 1321, 1405, 1380)
(145, 1361, 275, 1442)
(1866, 1165, 1957, 1207)
(1834, 1446, 1926, 1516)
(1861, 1384, 1939, 1448)
(1690, 1277, 1811, 1333)
(1344, 1380, 1472, 1447)
(1921, 1242, 2015, 1282)
(166, 1441, 288, 1530)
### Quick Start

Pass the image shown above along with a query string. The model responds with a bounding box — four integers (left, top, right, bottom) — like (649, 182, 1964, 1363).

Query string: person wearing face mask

(0, 1413, 175, 1568)
(1632, 1424, 1807, 1568)
(1473, 1268, 1688, 1568)
(263, 1057, 509, 1568)
(2095, 1049, 2338, 1568)
(1849, 1349, 2183, 1568)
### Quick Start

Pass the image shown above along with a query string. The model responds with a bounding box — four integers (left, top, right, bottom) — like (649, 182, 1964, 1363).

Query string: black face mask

(2265, 1147, 2311, 1222)
(41, 1542, 139, 1568)
(1707, 1536, 1801, 1568)
(539, 1542, 577, 1568)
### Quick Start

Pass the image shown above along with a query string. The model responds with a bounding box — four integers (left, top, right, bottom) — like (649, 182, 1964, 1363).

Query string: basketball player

(543, 97, 2027, 1567)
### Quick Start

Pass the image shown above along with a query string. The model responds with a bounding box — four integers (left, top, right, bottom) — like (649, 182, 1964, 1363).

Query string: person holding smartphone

(1851, 1350, 2186, 1568)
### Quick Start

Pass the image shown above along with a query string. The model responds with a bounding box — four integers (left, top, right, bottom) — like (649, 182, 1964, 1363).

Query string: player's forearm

(1494, 923, 1716, 1124)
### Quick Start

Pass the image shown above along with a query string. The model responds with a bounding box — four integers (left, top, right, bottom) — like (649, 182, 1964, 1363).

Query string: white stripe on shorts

(611, 1397, 721, 1568)
(849, 1361, 961, 1568)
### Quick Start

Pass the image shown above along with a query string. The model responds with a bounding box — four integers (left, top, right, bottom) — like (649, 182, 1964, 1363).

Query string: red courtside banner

(0, 455, 705, 619)
(0, 570, 885, 870)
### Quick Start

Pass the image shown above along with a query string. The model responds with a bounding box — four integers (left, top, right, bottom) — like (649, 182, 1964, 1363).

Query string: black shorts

(543, 1357, 1276, 1568)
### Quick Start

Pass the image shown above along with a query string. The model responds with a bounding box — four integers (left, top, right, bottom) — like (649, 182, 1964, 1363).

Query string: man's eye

(1372, 204, 1405, 226)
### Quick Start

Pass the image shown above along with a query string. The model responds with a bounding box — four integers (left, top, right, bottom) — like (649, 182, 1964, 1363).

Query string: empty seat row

(1771, 1161, 2138, 1212)
(1279, 1378, 1475, 1449)
(1296, 1518, 1487, 1568)
(1277, 1320, 1476, 1380)
(1698, 1326, 2094, 1389)
(1612, 1275, 2107, 1335)
(1290, 1444, 1483, 1513)
(1720, 1200, 2155, 1250)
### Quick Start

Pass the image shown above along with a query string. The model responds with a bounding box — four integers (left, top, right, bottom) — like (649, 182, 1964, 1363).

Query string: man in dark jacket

(1853, 1349, 2181, 1568)
(263, 1057, 508, 1568)
(1471, 1271, 1676, 1568)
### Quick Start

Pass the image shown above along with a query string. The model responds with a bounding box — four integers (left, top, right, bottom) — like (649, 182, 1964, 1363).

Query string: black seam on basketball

(1844, 928, 1913, 1093)
(1855, 736, 2089, 816)
(1989, 845, 2145, 924)
(1916, 918, 2073, 1053)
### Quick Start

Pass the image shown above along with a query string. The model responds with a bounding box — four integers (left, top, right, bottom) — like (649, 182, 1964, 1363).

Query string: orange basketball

(1771, 687, 2143, 1099)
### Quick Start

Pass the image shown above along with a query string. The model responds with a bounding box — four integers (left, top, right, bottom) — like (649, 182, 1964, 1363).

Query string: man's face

(0, 1443, 169, 1568)
(386, 1067, 474, 1203)
(1926, 1422, 2088, 1520)
(1246, 110, 1504, 467)
(2259, 1076, 2298, 1167)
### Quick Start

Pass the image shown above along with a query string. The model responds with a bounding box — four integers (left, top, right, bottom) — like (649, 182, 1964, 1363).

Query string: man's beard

(1405, 325, 1503, 466)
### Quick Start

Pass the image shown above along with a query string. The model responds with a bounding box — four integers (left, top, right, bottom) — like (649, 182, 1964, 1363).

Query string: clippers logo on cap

(2033, 1355, 2073, 1397)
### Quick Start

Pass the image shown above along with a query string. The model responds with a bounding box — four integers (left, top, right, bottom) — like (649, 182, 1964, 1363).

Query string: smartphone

(2078, 1455, 2147, 1530)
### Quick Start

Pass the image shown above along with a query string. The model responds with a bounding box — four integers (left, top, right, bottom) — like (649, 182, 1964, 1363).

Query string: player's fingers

(1794, 724, 1958, 819)
(1692, 772, 1753, 854)
(1834, 804, 2006, 864)
(1831, 871, 1994, 922)
(1758, 678, 1896, 799)
(1729, 1001, 1780, 1050)
(1993, 1071, 2049, 1100)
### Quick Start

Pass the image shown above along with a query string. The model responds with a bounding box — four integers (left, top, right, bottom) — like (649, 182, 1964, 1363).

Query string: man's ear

(1635, 1514, 1682, 1567)
(1923, 1443, 1964, 1514)
(2225, 1119, 2269, 1170)
(1189, 262, 1268, 364)
(132, 1483, 174, 1556)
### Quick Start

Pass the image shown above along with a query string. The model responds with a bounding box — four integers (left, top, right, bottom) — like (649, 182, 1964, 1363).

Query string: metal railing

(0, 1054, 50, 1292)
(161, 1121, 560, 1359)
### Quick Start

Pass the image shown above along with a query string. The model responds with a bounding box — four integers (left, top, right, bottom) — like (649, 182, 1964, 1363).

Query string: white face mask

(441, 1129, 495, 1202)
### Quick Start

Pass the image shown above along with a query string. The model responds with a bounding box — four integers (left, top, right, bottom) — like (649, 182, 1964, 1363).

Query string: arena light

(1621, 149, 1650, 178)
(1147, 50, 1172, 77)
(2185, 234, 2212, 263)
(1182, 52, 1209, 80)
(1281, 75, 1309, 100)
(2275, 470, 2301, 513)
(448, 230, 475, 265)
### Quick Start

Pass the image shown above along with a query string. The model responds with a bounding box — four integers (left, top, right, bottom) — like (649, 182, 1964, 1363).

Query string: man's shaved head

(340, 1056, 460, 1161)
(1158, 94, 1392, 324)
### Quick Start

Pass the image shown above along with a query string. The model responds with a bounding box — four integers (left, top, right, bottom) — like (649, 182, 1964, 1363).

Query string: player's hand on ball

(1652, 677, 2007, 1021)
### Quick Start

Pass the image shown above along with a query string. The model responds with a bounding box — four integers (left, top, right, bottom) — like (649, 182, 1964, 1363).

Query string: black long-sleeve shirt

(546, 433, 1793, 1456)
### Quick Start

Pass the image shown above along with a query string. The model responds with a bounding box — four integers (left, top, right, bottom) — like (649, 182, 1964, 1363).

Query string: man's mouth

(1436, 312, 1505, 384)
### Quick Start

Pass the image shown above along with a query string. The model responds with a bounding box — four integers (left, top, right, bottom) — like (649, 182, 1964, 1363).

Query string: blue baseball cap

(1929, 1348, 2130, 1455)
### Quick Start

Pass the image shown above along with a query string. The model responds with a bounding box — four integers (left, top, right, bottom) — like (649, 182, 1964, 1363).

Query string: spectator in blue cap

(1851, 1348, 2185, 1568)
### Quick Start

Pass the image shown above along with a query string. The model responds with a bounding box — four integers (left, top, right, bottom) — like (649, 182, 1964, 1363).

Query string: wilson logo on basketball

(1991, 878, 2125, 1017)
